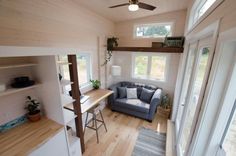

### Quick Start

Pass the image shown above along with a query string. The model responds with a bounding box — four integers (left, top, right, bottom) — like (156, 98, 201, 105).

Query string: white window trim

(175, 20, 220, 156)
(188, 0, 224, 33)
(131, 52, 170, 82)
(78, 53, 92, 88)
(203, 27, 236, 156)
(133, 22, 174, 39)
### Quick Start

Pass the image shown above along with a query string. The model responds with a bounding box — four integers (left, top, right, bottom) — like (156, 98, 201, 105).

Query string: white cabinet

(29, 130, 69, 156)
(69, 138, 82, 156)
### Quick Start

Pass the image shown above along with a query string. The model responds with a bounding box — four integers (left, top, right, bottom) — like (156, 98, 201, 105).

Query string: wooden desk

(64, 89, 113, 114)
(0, 117, 63, 156)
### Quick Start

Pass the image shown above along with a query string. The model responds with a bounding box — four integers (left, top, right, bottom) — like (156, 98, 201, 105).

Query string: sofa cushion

(126, 88, 138, 99)
(140, 88, 155, 103)
(117, 87, 127, 98)
(115, 99, 150, 113)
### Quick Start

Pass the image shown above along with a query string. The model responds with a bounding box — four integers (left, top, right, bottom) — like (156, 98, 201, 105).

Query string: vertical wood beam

(68, 55, 85, 153)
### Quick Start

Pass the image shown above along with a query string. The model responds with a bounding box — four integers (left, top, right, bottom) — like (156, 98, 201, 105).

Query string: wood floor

(83, 107, 167, 156)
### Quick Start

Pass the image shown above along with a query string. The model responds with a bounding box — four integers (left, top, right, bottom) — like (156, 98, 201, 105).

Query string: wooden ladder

(68, 55, 85, 153)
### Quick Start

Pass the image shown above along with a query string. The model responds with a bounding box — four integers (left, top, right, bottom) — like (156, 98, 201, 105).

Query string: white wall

(0, 0, 115, 90)
(112, 10, 187, 101)
(112, 52, 180, 100)
(172, 0, 236, 155)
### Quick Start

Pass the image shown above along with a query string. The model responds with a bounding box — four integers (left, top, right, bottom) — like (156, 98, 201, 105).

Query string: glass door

(220, 100, 236, 156)
(177, 36, 213, 156)
(175, 43, 197, 135)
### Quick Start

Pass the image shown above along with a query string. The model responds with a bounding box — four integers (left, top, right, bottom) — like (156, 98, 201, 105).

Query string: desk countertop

(64, 89, 113, 113)
(0, 117, 63, 156)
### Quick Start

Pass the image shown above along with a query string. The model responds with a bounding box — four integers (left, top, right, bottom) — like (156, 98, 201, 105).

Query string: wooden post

(68, 55, 85, 153)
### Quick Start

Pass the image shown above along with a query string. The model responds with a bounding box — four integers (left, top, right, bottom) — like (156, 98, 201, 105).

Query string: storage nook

(0, 55, 82, 156)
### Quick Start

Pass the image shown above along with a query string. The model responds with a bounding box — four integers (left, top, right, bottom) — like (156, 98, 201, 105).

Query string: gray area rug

(132, 127, 166, 156)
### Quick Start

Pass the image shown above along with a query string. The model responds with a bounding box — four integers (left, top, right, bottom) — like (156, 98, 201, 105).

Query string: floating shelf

(112, 47, 184, 53)
(63, 109, 77, 125)
(61, 94, 75, 106)
(64, 103, 74, 112)
(57, 61, 72, 66)
(60, 79, 74, 86)
(0, 63, 37, 70)
(0, 83, 40, 97)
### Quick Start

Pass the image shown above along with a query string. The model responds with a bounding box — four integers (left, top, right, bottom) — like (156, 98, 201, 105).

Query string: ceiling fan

(109, 0, 156, 12)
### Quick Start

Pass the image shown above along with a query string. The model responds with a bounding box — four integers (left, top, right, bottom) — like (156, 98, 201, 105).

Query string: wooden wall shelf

(0, 63, 37, 70)
(0, 83, 40, 97)
(111, 47, 184, 53)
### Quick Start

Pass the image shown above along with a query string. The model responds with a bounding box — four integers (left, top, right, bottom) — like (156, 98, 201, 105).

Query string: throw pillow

(126, 88, 138, 99)
(140, 88, 155, 103)
(117, 87, 127, 98)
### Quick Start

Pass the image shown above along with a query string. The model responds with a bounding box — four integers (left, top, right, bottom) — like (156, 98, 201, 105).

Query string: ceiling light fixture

(128, 4, 139, 11)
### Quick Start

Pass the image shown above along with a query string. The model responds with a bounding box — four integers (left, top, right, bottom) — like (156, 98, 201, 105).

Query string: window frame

(58, 53, 92, 88)
(188, 0, 224, 32)
(131, 52, 170, 82)
(133, 22, 174, 39)
(76, 53, 92, 87)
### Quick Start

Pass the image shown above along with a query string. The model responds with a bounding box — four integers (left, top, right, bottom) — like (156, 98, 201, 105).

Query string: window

(132, 53, 168, 81)
(134, 23, 173, 38)
(189, 0, 223, 30)
(59, 54, 91, 87)
(179, 47, 210, 155)
(222, 101, 236, 156)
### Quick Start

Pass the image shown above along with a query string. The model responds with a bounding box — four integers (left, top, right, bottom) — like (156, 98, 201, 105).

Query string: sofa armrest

(108, 83, 121, 105)
(148, 89, 162, 120)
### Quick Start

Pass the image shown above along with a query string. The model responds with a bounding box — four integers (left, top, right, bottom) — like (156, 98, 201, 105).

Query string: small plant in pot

(102, 37, 119, 66)
(25, 96, 41, 122)
(90, 79, 101, 89)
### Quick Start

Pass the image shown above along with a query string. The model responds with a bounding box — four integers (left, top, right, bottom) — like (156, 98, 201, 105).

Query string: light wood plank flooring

(83, 107, 167, 156)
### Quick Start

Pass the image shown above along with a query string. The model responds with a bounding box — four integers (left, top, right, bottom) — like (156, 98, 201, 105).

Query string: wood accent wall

(0, 0, 114, 48)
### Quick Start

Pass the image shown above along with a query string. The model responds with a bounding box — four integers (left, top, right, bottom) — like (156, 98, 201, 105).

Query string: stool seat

(84, 105, 107, 143)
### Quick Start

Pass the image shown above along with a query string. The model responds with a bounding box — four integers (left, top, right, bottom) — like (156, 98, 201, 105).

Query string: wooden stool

(84, 105, 107, 143)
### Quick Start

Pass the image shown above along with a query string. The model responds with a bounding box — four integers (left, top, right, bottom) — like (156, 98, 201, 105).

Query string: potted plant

(158, 94, 172, 118)
(90, 79, 101, 89)
(25, 96, 41, 122)
(102, 37, 119, 65)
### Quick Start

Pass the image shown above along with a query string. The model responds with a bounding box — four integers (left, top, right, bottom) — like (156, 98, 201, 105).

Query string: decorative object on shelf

(0, 115, 27, 132)
(59, 73, 63, 81)
(0, 83, 6, 92)
(90, 80, 101, 89)
(111, 65, 121, 76)
(164, 36, 185, 48)
(11, 76, 35, 88)
(152, 42, 164, 48)
(102, 37, 119, 66)
(25, 96, 41, 122)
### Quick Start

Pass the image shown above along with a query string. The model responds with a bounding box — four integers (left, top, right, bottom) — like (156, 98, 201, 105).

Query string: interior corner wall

(112, 10, 187, 101)
(0, 0, 115, 88)
(185, 0, 236, 35)
(176, 0, 236, 155)
(115, 9, 187, 47)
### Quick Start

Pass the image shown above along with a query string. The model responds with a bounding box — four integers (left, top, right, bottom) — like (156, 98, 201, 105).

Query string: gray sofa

(108, 81, 162, 122)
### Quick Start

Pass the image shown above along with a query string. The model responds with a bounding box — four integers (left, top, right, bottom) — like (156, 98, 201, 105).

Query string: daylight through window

(59, 54, 91, 87)
(134, 23, 172, 38)
(132, 53, 168, 81)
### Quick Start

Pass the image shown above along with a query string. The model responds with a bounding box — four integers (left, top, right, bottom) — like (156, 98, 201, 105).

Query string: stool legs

(84, 109, 107, 144)
(84, 112, 89, 134)
(94, 113, 99, 143)
(99, 110, 107, 132)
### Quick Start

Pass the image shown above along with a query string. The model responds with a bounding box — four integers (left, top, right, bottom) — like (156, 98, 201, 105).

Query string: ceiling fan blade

(138, 2, 156, 11)
(109, 3, 129, 8)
